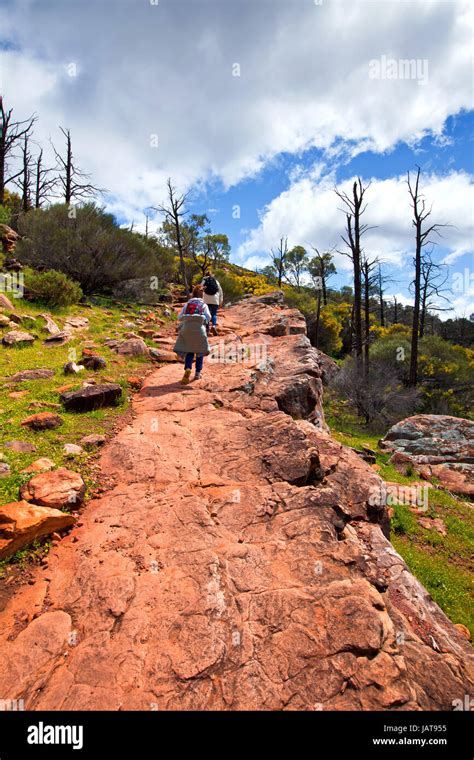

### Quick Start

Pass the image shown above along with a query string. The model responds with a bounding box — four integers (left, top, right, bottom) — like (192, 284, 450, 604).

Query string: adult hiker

(201, 269, 223, 335)
(174, 284, 211, 384)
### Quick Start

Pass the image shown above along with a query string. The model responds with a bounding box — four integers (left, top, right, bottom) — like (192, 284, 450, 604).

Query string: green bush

(214, 269, 245, 303)
(24, 268, 83, 307)
(0, 205, 11, 226)
(17, 203, 175, 294)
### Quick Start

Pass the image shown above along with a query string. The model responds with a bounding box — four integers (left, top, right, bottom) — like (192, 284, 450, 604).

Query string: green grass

(325, 389, 474, 639)
(0, 295, 174, 568)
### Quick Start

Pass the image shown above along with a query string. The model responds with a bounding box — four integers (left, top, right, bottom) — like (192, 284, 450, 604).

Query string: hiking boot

(194, 371, 202, 380)
(181, 369, 191, 385)
(211, 325, 218, 336)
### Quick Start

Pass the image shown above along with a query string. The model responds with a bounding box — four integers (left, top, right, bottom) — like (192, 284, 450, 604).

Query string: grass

(0, 294, 174, 569)
(324, 389, 474, 639)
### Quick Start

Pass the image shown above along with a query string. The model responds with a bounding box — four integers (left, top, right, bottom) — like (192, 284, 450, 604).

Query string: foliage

(417, 335, 474, 416)
(17, 203, 171, 294)
(24, 267, 83, 307)
(0, 204, 11, 226)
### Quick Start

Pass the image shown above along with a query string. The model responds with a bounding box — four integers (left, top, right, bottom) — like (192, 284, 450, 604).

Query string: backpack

(203, 275, 219, 296)
(184, 299, 205, 316)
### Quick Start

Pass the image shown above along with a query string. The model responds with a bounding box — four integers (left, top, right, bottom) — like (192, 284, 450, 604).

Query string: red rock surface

(0, 295, 472, 710)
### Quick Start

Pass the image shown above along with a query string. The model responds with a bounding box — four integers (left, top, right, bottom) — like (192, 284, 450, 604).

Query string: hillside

(0, 293, 472, 710)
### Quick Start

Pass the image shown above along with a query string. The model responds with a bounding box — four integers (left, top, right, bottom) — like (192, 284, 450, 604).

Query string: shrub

(24, 268, 83, 307)
(17, 203, 174, 294)
(0, 205, 11, 226)
(214, 270, 245, 303)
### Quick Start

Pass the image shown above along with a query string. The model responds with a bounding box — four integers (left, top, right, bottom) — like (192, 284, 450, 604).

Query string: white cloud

(237, 171, 474, 274)
(1, 0, 472, 222)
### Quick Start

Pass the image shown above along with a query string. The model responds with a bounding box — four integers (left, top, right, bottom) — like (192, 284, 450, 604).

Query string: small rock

(60, 383, 122, 412)
(454, 623, 472, 641)
(4, 440, 36, 453)
(81, 354, 107, 371)
(149, 348, 178, 363)
(63, 361, 85, 375)
(8, 390, 29, 399)
(418, 517, 447, 536)
(21, 412, 63, 431)
(0, 462, 11, 477)
(20, 467, 86, 508)
(0, 293, 14, 310)
(43, 330, 71, 346)
(2, 330, 35, 346)
(21, 458, 55, 474)
(7, 368, 55, 382)
(116, 338, 149, 357)
(39, 313, 60, 335)
(127, 376, 143, 389)
(64, 316, 89, 329)
(80, 434, 106, 448)
(63, 443, 83, 457)
(0, 500, 76, 559)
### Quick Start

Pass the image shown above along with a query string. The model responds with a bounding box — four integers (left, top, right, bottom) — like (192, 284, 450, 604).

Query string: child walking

(173, 285, 211, 384)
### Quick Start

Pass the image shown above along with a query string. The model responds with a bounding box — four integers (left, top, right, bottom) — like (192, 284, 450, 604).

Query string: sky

(1, 0, 473, 317)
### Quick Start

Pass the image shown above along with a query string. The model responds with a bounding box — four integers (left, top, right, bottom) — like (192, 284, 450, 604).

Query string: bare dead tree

(335, 178, 372, 370)
(52, 127, 102, 205)
(270, 236, 288, 288)
(407, 167, 448, 386)
(0, 95, 37, 204)
(419, 253, 452, 337)
(154, 178, 190, 292)
(34, 149, 57, 208)
(361, 255, 379, 378)
(13, 134, 33, 212)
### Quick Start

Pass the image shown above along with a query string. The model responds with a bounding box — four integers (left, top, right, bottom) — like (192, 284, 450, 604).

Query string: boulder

(382, 415, 474, 495)
(7, 368, 55, 382)
(20, 412, 63, 431)
(2, 330, 35, 346)
(60, 383, 122, 412)
(116, 338, 149, 357)
(63, 443, 83, 457)
(20, 467, 86, 508)
(0, 500, 75, 559)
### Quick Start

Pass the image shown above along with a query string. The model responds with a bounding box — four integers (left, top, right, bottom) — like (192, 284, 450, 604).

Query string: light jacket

(173, 298, 211, 356)
(201, 277, 224, 306)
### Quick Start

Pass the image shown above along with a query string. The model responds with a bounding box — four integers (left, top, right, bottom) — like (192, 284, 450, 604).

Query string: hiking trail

(0, 294, 472, 710)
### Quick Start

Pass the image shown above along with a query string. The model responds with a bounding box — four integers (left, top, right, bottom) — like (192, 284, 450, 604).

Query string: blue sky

(1, 0, 473, 315)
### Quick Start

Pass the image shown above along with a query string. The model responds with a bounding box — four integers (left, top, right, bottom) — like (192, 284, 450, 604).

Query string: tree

(307, 249, 336, 347)
(361, 255, 378, 377)
(335, 179, 372, 370)
(270, 236, 288, 287)
(34, 149, 57, 208)
(13, 134, 33, 212)
(52, 127, 102, 206)
(0, 96, 37, 205)
(419, 253, 451, 338)
(407, 167, 448, 386)
(285, 245, 309, 289)
(154, 178, 190, 292)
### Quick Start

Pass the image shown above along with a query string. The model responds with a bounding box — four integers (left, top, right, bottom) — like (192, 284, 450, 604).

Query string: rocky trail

(0, 295, 472, 710)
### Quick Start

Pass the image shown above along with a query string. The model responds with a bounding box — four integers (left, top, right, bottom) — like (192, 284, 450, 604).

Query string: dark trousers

(185, 353, 204, 372)
(208, 303, 218, 326)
